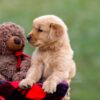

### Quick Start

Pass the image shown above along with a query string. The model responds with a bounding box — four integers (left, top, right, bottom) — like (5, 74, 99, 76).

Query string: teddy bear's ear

(49, 23, 64, 40)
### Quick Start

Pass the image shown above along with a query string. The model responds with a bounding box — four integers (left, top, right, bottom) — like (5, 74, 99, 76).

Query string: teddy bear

(0, 22, 31, 81)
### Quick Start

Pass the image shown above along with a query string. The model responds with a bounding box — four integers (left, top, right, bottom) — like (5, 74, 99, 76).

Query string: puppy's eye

(37, 28, 43, 32)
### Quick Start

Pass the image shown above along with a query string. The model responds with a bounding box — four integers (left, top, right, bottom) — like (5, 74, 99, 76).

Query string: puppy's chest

(41, 54, 54, 78)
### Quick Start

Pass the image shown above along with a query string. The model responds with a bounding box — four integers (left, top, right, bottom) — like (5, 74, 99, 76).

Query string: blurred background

(0, 0, 100, 99)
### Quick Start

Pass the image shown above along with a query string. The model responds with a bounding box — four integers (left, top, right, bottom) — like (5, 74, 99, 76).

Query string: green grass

(0, 0, 100, 99)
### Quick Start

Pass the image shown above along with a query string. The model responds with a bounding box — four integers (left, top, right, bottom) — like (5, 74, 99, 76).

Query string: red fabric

(15, 51, 31, 70)
(26, 83, 46, 99)
(0, 96, 5, 100)
(9, 81, 46, 99)
(0, 81, 68, 100)
(9, 81, 19, 88)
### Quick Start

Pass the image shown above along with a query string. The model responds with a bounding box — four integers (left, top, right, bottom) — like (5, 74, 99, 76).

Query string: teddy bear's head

(0, 22, 25, 54)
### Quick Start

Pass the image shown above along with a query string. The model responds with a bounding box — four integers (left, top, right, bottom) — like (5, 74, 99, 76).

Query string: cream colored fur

(19, 15, 76, 99)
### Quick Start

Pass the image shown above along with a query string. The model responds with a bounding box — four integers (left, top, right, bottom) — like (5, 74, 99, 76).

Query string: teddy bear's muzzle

(6, 36, 24, 51)
(14, 38, 21, 45)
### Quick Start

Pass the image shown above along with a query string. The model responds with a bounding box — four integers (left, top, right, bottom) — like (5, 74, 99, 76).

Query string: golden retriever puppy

(19, 15, 76, 99)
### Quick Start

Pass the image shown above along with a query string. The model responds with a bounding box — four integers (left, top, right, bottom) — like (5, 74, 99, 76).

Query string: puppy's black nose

(27, 35, 31, 41)
(14, 38, 21, 45)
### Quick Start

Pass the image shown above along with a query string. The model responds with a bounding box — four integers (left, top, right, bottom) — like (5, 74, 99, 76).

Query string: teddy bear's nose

(14, 38, 21, 45)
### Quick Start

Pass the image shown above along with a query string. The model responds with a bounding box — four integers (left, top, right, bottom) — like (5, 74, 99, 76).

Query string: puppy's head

(27, 15, 68, 47)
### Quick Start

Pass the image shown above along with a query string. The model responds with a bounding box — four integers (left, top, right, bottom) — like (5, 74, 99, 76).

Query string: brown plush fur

(19, 15, 76, 100)
(0, 22, 31, 81)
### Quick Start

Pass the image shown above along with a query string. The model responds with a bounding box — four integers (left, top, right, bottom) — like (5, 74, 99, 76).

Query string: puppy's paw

(42, 80, 57, 93)
(19, 79, 35, 89)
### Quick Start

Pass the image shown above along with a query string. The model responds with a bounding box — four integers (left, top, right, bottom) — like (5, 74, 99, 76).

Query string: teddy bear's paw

(0, 74, 6, 80)
(42, 80, 57, 93)
(12, 72, 26, 81)
(19, 79, 35, 89)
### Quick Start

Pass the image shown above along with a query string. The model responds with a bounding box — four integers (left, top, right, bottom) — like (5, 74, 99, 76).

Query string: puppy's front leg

(43, 71, 69, 93)
(19, 58, 43, 89)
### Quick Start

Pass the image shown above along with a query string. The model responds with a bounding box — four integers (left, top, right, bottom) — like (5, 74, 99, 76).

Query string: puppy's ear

(49, 23, 64, 39)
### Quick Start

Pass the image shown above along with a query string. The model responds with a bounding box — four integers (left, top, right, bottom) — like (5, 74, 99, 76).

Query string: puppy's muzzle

(27, 35, 32, 41)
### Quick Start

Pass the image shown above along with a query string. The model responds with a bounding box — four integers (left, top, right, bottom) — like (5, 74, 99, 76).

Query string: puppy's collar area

(15, 51, 31, 71)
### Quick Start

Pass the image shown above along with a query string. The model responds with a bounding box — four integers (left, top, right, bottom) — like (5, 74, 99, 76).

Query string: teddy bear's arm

(12, 71, 26, 81)
(0, 74, 6, 80)
(12, 57, 31, 81)
(20, 57, 31, 72)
